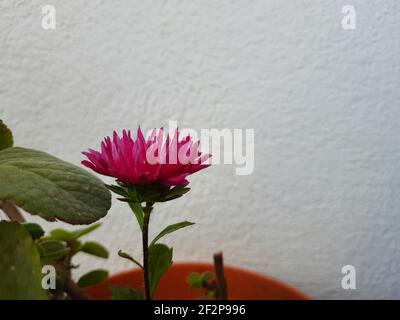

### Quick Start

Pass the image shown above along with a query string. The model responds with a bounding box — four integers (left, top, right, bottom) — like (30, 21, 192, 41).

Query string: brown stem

(213, 252, 228, 300)
(53, 262, 91, 300)
(0, 200, 25, 222)
(64, 278, 90, 300)
(142, 203, 152, 300)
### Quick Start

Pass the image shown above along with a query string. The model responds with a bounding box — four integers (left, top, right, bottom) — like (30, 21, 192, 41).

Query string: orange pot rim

(101, 261, 309, 300)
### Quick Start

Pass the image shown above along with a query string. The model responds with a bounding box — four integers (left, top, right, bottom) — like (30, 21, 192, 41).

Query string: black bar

(0, 300, 398, 319)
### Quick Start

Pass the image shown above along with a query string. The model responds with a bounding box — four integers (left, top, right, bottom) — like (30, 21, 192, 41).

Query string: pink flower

(82, 128, 210, 186)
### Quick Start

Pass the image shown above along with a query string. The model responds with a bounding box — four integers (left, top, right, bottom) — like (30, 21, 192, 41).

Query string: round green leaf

(0, 119, 13, 151)
(36, 240, 70, 261)
(48, 228, 74, 241)
(0, 221, 47, 300)
(77, 269, 108, 287)
(0, 147, 111, 224)
(22, 222, 45, 240)
(80, 241, 109, 259)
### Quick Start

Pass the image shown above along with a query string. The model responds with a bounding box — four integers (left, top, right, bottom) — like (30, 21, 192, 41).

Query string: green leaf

(0, 147, 111, 224)
(187, 272, 202, 289)
(0, 221, 47, 299)
(128, 202, 144, 230)
(150, 221, 195, 246)
(47, 224, 101, 242)
(77, 269, 108, 287)
(118, 249, 143, 268)
(80, 241, 109, 259)
(36, 240, 70, 260)
(22, 222, 45, 240)
(148, 244, 173, 297)
(159, 186, 190, 202)
(187, 271, 214, 289)
(202, 271, 214, 282)
(105, 184, 128, 197)
(70, 222, 102, 239)
(109, 285, 144, 300)
(116, 181, 142, 202)
(49, 228, 74, 241)
(0, 119, 13, 151)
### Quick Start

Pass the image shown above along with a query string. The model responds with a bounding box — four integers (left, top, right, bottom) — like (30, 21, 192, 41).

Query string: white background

(1, 1, 399, 299)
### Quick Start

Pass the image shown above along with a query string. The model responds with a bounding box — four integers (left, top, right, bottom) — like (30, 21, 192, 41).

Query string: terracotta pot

(86, 262, 308, 300)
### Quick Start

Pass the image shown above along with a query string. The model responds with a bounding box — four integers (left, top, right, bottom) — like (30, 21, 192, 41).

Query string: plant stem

(142, 202, 153, 300)
(64, 278, 90, 300)
(213, 252, 228, 300)
(0, 200, 25, 222)
(53, 261, 91, 300)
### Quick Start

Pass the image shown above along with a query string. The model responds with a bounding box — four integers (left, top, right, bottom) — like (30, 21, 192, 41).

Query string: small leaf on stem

(22, 223, 45, 240)
(80, 241, 109, 259)
(118, 249, 143, 269)
(77, 269, 108, 287)
(70, 223, 102, 239)
(148, 243, 173, 297)
(36, 240, 70, 261)
(48, 228, 74, 241)
(150, 221, 194, 246)
(128, 202, 144, 230)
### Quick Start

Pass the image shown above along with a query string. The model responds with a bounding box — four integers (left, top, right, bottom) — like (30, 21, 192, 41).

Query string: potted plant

(0, 119, 307, 300)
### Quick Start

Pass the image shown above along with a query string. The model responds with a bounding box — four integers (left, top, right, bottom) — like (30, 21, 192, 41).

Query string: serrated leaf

(0, 147, 111, 224)
(148, 243, 173, 297)
(22, 223, 45, 240)
(0, 221, 47, 299)
(118, 249, 142, 268)
(128, 202, 144, 230)
(80, 241, 109, 259)
(150, 221, 194, 246)
(0, 119, 13, 151)
(109, 285, 144, 300)
(77, 269, 108, 287)
(37, 240, 70, 261)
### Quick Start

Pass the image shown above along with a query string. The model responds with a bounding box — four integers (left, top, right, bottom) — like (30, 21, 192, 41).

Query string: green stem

(142, 203, 153, 300)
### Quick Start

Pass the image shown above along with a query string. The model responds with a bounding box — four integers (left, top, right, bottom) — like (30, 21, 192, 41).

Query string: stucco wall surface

(0, 1, 399, 299)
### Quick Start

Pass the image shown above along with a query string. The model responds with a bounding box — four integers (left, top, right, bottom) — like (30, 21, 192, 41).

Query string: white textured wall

(1, 1, 399, 299)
